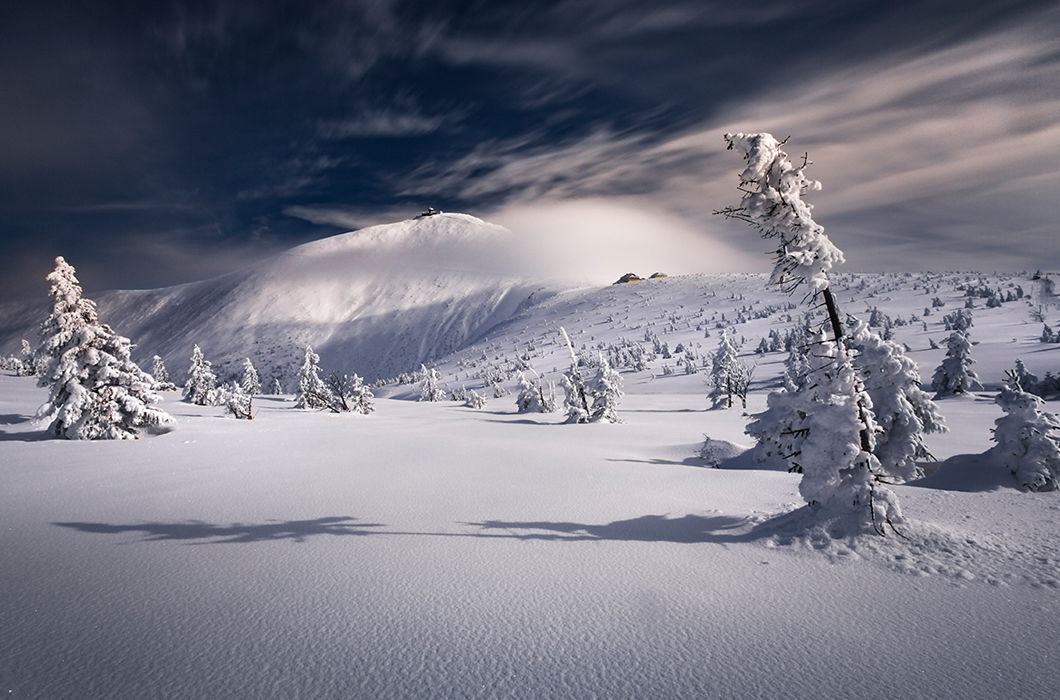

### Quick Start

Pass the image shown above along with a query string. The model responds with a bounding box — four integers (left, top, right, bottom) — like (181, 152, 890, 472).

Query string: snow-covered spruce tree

(151, 355, 177, 391)
(36, 256, 174, 439)
(930, 330, 983, 396)
(717, 133, 900, 531)
(240, 357, 261, 396)
(19, 339, 40, 376)
(419, 365, 445, 402)
(790, 332, 897, 522)
(515, 370, 557, 413)
(270, 377, 285, 396)
(846, 318, 946, 482)
(183, 344, 217, 406)
(465, 389, 487, 409)
(746, 329, 814, 469)
(991, 386, 1060, 491)
(219, 381, 254, 420)
(294, 345, 332, 409)
(589, 354, 623, 423)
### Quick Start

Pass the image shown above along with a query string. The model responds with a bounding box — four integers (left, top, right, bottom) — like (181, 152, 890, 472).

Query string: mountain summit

(1, 213, 554, 384)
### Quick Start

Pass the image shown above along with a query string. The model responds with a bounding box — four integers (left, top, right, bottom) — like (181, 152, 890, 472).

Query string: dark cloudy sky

(1, 0, 1057, 298)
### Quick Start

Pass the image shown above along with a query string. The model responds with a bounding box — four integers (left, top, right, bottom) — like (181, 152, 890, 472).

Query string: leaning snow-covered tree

(847, 318, 946, 482)
(930, 330, 983, 396)
(559, 327, 592, 424)
(991, 386, 1060, 491)
(35, 256, 175, 439)
(151, 355, 177, 391)
(717, 133, 900, 532)
(294, 345, 332, 409)
(240, 357, 261, 396)
(183, 344, 217, 406)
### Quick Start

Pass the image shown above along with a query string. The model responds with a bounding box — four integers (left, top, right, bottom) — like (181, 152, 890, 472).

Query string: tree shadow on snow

(481, 417, 556, 426)
(464, 513, 771, 544)
(908, 452, 1015, 493)
(0, 415, 51, 442)
(53, 516, 386, 544)
(463, 508, 874, 545)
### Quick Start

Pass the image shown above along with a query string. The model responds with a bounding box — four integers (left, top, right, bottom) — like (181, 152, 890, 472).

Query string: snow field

(2, 376, 1059, 698)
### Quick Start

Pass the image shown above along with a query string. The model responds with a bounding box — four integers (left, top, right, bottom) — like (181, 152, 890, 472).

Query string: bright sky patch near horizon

(0, 0, 1056, 298)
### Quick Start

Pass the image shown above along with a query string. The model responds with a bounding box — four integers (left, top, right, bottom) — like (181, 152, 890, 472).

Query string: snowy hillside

(0, 213, 557, 384)
(3, 251, 1060, 697)
(382, 270, 1060, 405)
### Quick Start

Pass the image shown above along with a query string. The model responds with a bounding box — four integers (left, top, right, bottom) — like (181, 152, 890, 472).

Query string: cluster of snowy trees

(709, 328, 753, 409)
(293, 345, 374, 414)
(718, 133, 928, 532)
(718, 133, 1060, 511)
(559, 328, 623, 424)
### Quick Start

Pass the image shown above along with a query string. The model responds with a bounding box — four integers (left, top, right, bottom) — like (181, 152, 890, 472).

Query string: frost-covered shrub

(36, 257, 174, 439)
(991, 387, 1060, 491)
(931, 331, 983, 395)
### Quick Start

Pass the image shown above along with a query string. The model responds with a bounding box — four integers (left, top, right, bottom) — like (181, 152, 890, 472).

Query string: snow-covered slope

(385, 270, 1059, 405)
(0, 213, 557, 383)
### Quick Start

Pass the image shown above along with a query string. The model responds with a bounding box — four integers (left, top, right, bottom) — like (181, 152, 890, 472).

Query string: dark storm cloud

(0, 0, 1057, 299)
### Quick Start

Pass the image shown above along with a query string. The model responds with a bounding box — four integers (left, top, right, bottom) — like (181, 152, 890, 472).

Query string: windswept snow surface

(2, 374, 1059, 699)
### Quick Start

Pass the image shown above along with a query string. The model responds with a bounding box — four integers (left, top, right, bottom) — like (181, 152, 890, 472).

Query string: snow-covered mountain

(0, 213, 559, 383)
